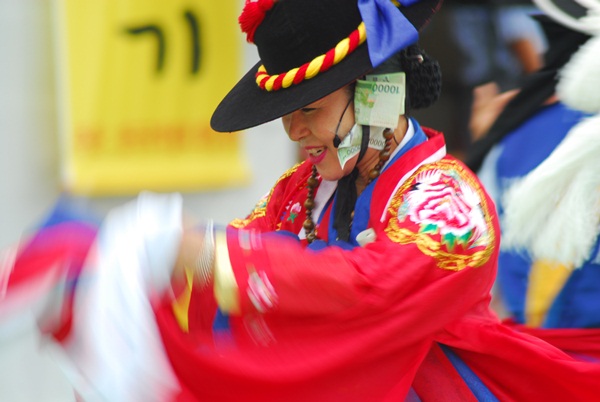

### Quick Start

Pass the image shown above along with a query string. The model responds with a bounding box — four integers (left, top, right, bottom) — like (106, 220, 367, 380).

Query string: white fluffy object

(54, 192, 183, 402)
(557, 35, 600, 113)
(501, 115, 600, 267)
(501, 8, 600, 268)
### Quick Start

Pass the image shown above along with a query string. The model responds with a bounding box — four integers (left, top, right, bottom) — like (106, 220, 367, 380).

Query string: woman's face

(282, 87, 357, 181)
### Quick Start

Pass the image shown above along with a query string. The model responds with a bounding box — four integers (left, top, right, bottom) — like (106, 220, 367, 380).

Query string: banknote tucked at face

(355, 72, 406, 129)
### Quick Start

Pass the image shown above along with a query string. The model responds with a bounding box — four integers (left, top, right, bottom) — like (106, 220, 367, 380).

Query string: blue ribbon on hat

(358, 0, 420, 67)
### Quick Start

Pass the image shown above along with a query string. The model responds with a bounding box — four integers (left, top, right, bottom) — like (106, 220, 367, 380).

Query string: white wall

(0, 1, 295, 400)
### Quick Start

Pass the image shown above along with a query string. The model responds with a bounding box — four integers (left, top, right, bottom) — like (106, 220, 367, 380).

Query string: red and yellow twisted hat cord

(255, 22, 367, 92)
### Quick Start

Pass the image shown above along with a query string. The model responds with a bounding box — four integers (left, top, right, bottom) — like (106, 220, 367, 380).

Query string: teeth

(307, 148, 324, 156)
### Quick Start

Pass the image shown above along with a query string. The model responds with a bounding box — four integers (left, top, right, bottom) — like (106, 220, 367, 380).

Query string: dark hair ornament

(400, 45, 441, 110)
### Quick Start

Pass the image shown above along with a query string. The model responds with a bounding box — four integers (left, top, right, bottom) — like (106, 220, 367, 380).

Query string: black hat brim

(210, 44, 373, 133)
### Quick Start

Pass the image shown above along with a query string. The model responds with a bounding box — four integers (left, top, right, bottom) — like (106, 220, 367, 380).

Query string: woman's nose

(284, 111, 308, 142)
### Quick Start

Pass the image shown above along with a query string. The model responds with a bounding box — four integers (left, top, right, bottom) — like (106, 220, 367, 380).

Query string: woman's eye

(301, 107, 316, 113)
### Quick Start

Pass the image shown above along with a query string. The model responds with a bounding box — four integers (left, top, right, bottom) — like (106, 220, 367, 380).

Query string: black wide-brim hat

(533, 0, 599, 34)
(210, 0, 442, 133)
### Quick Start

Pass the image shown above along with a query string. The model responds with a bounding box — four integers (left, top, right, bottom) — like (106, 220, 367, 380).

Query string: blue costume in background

(465, 11, 600, 333)
(478, 102, 600, 328)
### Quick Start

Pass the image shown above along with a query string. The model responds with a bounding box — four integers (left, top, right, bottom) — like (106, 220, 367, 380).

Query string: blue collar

(328, 118, 428, 247)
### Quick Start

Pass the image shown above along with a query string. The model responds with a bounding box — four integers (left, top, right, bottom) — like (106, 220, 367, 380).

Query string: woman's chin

(316, 162, 359, 181)
(315, 169, 344, 182)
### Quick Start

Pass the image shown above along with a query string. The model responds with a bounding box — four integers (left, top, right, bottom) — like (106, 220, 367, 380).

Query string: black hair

(400, 45, 442, 111)
(371, 44, 442, 112)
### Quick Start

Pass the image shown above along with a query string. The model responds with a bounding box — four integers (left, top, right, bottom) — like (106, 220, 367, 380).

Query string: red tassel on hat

(239, 0, 276, 43)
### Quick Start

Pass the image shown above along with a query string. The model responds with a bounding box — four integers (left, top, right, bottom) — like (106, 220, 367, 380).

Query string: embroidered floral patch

(286, 202, 302, 223)
(386, 160, 495, 270)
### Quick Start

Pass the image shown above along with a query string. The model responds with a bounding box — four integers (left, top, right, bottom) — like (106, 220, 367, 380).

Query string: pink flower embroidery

(402, 169, 488, 250)
(286, 202, 302, 223)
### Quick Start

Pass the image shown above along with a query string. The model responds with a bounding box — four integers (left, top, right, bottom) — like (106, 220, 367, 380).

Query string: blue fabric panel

(440, 345, 499, 402)
(496, 251, 531, 324)
(545, 236, 600, 328)
(496, 103, 586, 205)
(213, 308, 230, 331)
(404, 387, 422, 402)
(495, 103, 588, 322)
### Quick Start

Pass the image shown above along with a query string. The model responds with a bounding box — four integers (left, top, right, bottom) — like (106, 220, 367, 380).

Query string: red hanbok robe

(156, 127, 600, 401)
(4, 125, 600, 401)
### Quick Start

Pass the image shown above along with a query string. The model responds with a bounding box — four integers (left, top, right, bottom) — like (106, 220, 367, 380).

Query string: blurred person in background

(442, 0, 547, 157)
(448, 0, 546, 88)
(466, 0, 600, 360)
(2, 0, 600, 401)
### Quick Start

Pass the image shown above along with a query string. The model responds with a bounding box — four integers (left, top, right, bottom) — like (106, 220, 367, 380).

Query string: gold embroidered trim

(385, 160, 496, 271)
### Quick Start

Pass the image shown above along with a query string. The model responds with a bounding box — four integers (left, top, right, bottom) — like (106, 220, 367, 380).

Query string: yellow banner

(55, 0, 249, 195)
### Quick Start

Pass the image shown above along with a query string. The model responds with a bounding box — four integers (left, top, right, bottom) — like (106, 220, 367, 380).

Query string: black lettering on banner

(125, 25, 166, 72)
(124, 10, 202, 75)
(184, 10, 201, 74)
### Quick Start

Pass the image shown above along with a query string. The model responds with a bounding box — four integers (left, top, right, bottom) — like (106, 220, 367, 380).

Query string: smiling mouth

(306, 148, 325, 157)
